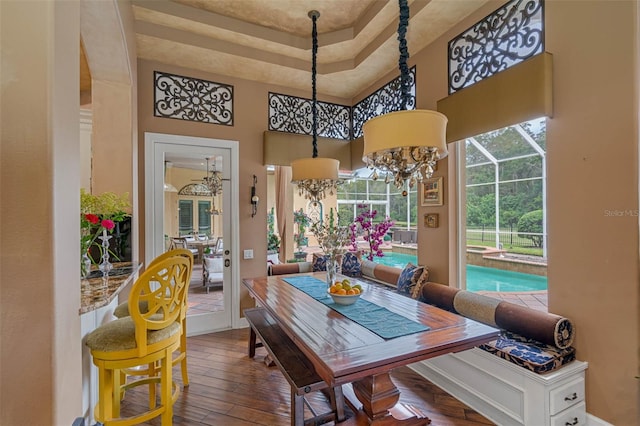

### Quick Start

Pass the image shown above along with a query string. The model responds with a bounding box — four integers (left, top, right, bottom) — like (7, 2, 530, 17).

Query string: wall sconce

(251, 174, 259, 218)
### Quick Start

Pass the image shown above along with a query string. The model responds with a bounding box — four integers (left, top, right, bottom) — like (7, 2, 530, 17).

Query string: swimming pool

(373, 252, 547, 292)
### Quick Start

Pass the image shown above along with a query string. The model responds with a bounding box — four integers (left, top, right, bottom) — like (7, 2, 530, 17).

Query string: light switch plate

(243, 249, 254, 259)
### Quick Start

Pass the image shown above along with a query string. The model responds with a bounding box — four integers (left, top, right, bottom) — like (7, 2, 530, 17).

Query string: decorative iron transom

(448, 0, 544, 94)
(352, 67, 416, 139)
(178, 183, 213, 197)
(154, 71, 234, 126)
(268, 92, 351, 140)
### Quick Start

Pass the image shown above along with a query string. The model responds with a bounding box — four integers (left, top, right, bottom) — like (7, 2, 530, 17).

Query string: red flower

(85, 213, 100, 225)
(101, 219, 115, 231)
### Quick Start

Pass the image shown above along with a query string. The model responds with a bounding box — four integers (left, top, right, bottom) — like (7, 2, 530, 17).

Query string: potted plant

(293, 208, 310, 261)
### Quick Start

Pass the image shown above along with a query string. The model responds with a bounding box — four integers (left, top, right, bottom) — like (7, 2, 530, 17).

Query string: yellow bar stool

(86, 255, 191, 425)
(113, 249, 193, 387)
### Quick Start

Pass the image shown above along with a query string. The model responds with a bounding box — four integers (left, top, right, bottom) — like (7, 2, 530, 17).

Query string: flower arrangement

(80, 189, 131, 275)
(310, 208, 351, 258)
(349, 204, 394, 261)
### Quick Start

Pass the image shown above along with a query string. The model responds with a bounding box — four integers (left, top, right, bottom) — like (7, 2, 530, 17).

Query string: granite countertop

(80, 261, 142, 314)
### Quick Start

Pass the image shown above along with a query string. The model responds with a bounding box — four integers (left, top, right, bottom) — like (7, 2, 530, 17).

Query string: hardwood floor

(119, 328, 494, 425)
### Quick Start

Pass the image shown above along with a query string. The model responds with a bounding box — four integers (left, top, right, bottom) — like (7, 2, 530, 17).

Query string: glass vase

(325, 254, 338, 293)
(81, 252, 92, 278)
(98, 230, 113, 276)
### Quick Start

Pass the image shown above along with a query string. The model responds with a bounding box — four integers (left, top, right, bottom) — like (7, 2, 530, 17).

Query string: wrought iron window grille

(268, 92, 351, 140)
(448, 0, 544, 94)
(154, 71, 234, 125)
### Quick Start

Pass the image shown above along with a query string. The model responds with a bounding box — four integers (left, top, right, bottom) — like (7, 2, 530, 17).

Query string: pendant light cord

(311, 11, 319, 158)
(398, 0, 410, 110)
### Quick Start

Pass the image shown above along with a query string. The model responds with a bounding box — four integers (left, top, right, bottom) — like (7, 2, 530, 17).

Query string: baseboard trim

(586, 413, 613, 426)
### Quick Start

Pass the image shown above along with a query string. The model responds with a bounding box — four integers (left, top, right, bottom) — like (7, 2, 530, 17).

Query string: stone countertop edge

(79, 261, 142, 315)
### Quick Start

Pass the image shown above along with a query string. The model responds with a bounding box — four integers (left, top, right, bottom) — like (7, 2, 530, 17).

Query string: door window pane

(178, 200, 193, 235)
(198, 200, 211, 234)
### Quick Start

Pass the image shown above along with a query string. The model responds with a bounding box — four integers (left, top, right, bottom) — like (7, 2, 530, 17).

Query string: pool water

(373, 252, 547, 292)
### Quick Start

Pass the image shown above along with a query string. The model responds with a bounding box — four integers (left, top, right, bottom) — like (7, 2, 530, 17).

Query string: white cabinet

(409, 347, 588, 426)
(80, 298, 118, 425)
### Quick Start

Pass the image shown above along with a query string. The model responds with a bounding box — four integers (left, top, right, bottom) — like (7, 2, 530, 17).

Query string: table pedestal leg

(350, 373, 431, 425)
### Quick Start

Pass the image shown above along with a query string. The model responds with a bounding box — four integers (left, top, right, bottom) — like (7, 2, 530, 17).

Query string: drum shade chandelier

(362, 0, 448, 193)
(291, 10, 340, 204)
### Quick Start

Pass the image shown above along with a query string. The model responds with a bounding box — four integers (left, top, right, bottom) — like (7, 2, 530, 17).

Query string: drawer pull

(564, 392, 578, 402)
(565, 417, 579, 426)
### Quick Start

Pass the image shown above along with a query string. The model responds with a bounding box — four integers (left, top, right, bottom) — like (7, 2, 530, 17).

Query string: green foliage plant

(293, 208, 310, 251)
(517, 209, 544, 247)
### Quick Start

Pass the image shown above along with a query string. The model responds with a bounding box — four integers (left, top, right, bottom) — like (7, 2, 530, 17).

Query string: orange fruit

(337, 288, 347, 295)
(352, 288, 360, 295)
(347, 289, 355, 295)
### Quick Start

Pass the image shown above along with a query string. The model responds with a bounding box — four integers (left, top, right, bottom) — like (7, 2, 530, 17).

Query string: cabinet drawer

(550, 378, 584, 414)
(550, 402, 586, 426)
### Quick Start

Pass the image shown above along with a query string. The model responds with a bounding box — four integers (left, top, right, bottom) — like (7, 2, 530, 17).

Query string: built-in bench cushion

(419, 282, 575, 350)
(418, 282, 576, 374)
(480, 331, 576, 374)
(360, 259, 402, 287)
(268, 262, 312, 276)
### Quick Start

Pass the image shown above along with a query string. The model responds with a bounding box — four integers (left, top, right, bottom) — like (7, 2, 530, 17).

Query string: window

(178, 198, 212, 236)
(336, 177, 418, 230)
(459, 117, 547, 296)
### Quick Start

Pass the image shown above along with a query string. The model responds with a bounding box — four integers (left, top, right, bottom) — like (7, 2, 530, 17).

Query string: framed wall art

(425, 213, 439, 228)
(421, 177, 443, 206)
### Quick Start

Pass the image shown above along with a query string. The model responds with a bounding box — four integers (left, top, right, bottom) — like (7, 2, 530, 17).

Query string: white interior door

(145, 132, 239, 335)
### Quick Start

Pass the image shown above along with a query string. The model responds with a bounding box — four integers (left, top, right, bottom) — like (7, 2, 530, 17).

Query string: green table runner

(282, 276, 429, 339)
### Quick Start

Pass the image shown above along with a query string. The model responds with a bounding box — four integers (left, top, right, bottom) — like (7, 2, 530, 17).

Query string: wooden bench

(244, 307, 346, 426)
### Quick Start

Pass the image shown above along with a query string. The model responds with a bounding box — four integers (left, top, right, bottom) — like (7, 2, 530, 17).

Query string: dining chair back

(113, 248, 194, 386)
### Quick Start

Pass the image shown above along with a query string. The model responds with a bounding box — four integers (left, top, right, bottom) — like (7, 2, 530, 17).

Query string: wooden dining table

(243, 272, 499, 425)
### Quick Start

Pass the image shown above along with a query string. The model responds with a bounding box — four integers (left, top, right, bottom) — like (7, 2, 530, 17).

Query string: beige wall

(0, 1, 82, 424)
(137, 59, 350, 312)
(545, 1, 639, 424)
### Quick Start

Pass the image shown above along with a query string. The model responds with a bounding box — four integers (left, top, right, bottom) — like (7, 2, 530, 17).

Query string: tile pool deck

(476, 290, 548, 311)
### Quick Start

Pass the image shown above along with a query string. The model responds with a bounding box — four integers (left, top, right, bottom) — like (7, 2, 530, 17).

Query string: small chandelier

(291, 10, 341, 204)
(362, 0, 448, 194)
(203, 156, 223, 196)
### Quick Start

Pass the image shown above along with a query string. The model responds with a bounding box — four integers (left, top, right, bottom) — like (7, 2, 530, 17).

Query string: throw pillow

(341, 252, 362, 277)
(312, 253, 328, 272)
(397, 263, 429, 299)
(312, 253, 344, 273)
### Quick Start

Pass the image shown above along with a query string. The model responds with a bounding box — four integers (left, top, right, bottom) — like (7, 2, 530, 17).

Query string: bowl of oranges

(329, 279, 363, 305)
